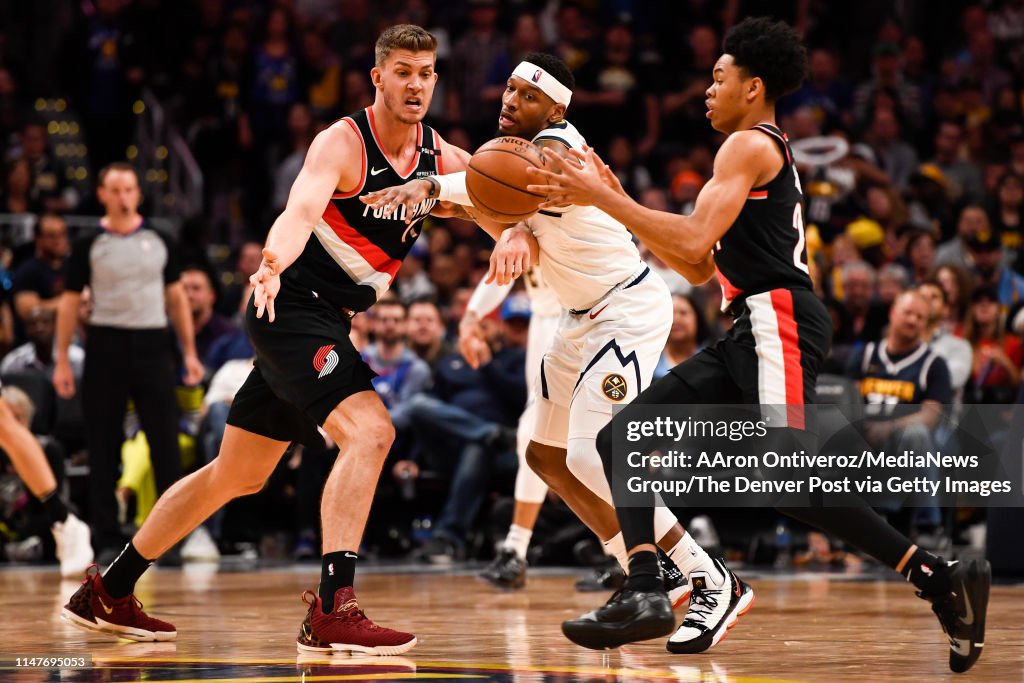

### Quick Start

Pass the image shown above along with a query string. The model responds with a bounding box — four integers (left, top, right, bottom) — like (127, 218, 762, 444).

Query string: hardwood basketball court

(1, 564, 1021, 681)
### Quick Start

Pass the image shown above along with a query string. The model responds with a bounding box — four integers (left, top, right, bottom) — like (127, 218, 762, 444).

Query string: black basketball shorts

(645, 287, 832, 429)
(226, 279, 376, 445)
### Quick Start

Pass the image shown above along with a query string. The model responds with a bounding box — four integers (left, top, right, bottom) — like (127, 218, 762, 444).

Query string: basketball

(466, 136, 547, 223)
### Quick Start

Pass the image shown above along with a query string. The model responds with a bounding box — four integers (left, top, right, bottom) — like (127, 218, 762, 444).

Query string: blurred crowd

(0, 0, 1023, 568)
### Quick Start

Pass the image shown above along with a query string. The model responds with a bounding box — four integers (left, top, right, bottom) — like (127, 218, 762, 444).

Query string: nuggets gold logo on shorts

(602, 373, 628, 402)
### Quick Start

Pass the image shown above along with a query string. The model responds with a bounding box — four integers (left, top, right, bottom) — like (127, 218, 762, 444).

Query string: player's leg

(0, 396, 92, 576)
(480, 396, 547, 589)
(297, 387, 416, 656)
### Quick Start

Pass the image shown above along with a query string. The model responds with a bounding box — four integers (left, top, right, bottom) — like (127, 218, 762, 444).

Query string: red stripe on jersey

(367, 107, 422, 178)
(321, 201, 402, 280)
(748, 190, 768, 199)
(715, 263, 744, 302)
(334, 118, 367, 199)
(770, 288, 805, 430)
(433, 129, 445, 175)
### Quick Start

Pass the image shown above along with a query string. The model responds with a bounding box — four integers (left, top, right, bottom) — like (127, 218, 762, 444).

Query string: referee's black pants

(82, 326, 182, 551)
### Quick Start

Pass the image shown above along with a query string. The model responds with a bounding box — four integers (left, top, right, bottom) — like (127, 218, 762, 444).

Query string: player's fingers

(266, 295, 276, 323)
(485, 254, 498, 284)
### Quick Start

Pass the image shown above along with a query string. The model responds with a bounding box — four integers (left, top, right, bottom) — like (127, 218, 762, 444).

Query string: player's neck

(370, 101, 418, 158)
(737, 107, 776, 133)
(886, 335, 920, 356)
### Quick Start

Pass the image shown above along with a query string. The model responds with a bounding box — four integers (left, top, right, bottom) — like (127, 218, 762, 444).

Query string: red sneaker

(296, 587, 417, 656)
(61, 565, 176, 642)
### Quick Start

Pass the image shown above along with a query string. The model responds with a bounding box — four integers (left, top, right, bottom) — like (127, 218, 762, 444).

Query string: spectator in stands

(864, 106, 919, 191)
(853, 41, 922, 134)
(965, 228, 1024, 307)
(406, 300, 452, 371)
(2, 158, 36, 215)
(217, 241, 263, 318)
(928, 120, 985, 206)
(0, 307, 83, 381)
(12, 214, 68, 323)
(964, 286, 1022, 404)
(272, 103, 315, 213)
(654, 294, 708, 378)
(401, 296, 528, 563)
(180, 265, 239, 368)
(780, 47, 853, 132)
(834, 261, 888, 345)
(904, 228, 937, 285)
(393, 253, 437, 305)
(917, 280, 974, 395)
(361, 299, 431, 430)
(847, 290, 951, 541)
(298, 30, 341, 119)
(447, 0, 508, 141)
(878, 263, 911, 307)
(8, 121, 77, 214)
(992, 172, 1023, 258)
(52, 163, 203, 564)
(936, 205, 991, 270)
(934, 263, 973, 333)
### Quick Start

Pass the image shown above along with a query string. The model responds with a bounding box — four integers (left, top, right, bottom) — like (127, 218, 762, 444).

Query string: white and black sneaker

(919, 558, 990, 673)
(666, 557, 754, 654)
(657, 550, 692, 608)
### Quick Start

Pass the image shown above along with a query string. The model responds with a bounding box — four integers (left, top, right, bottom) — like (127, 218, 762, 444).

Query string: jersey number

(792, 203, 809, 274)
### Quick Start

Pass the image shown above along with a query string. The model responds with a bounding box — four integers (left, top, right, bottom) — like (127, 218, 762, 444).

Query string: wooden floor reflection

(0, 564, 1021, 682)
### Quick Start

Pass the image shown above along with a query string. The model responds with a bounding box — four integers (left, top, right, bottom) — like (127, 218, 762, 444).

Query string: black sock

(623, 551, 662, 592)
(319, 550, 357, 612)
(39, 490, 68, 525)
(901, 547, 953, 595)
(102, 542, 153, 599)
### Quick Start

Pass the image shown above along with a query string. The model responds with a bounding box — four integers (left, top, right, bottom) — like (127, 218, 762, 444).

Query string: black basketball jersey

(713, 123, 812, 312)
(285, 107, 442, 312)
(853, 340, 952, 416)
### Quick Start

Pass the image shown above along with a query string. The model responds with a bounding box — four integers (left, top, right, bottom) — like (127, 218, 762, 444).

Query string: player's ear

(747, 76, 764, 102)
(370, 66, 383, 89)
(548, 103, 567, 125)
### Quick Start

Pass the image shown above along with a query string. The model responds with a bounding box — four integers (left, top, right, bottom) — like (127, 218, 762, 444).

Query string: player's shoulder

(717, 129, 782, 172)
(532, 119, 582, 150)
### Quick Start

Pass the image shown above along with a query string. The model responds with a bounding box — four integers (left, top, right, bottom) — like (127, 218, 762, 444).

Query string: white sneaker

(181, 526, 220, 562)
(52, 513, 94, 578)
(666, 557, 754, 653)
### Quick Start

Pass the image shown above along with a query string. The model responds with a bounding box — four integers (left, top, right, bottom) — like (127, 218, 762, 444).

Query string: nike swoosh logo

(734, 577, 742, 598)
(370, 167, 388, 176)
(97, 596, 114, 615)
(589, 305, 609, 320)
(960, 580, 974, 626)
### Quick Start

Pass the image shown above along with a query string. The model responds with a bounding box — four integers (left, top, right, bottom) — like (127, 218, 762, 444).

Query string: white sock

(503, 524, 532, 560)
(667, 531, 721, 583)
(603, 532, 630, 572)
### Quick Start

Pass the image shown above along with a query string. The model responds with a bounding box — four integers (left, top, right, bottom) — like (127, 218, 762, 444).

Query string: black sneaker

(666, 558, 754, 654)
(658, 550, 692, 608)
(575, 560, 625, 593)
(918, 558, 990, 673)
(562, 587, 675, 650)
(479, 548, 527, 590)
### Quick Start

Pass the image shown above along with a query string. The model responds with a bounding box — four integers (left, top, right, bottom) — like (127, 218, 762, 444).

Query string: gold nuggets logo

(602, 374, 628, 402)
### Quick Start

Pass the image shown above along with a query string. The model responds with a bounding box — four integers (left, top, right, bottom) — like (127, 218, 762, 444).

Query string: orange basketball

(466, 136, 547, 223)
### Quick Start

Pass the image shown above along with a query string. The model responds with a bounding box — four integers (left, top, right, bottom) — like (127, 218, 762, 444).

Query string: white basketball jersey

(527, 120, 643, 310)
(523, 264, 561, 317)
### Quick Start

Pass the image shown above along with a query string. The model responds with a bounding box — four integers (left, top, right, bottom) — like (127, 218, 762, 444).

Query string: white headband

(512, 61, 572, 108)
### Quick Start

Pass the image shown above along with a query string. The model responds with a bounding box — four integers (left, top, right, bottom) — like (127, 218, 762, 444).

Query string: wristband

(435, 172, 471, 206)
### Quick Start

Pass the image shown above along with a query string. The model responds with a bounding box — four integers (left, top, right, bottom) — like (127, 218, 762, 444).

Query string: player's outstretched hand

(360, 179, 432, 224)
(458, 316, 492, 369)
(485, 225, 535, 286)
(251, 248, 281, 323)
(526, 146, 614, 208)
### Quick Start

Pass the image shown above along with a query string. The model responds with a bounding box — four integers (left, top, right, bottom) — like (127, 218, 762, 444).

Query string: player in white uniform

(364, 55, 749, 645)
(458, 266, 559, 588)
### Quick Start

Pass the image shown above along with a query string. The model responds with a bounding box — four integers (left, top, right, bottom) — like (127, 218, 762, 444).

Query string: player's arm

(251, 123, 355, 321)
(527, 133, 768, 263)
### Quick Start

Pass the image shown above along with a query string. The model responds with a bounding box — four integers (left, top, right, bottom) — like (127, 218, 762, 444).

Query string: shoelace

(681, 584, 722, 627)
(335, 599, 383, 631)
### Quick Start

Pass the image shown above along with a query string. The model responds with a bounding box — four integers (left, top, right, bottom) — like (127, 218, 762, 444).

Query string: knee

(525, 442, 565, 483)
(209, 459, 266, 497)
(339, 415, 395, 457)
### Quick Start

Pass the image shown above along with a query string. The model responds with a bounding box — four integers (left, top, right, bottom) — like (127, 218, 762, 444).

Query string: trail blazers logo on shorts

(602, 374, 627, 402)
(313, 344, 339, 379)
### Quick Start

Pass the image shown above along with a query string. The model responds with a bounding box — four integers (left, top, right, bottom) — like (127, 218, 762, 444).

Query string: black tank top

(713, 123, 812, 312)
(285, 107, 442, 311)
